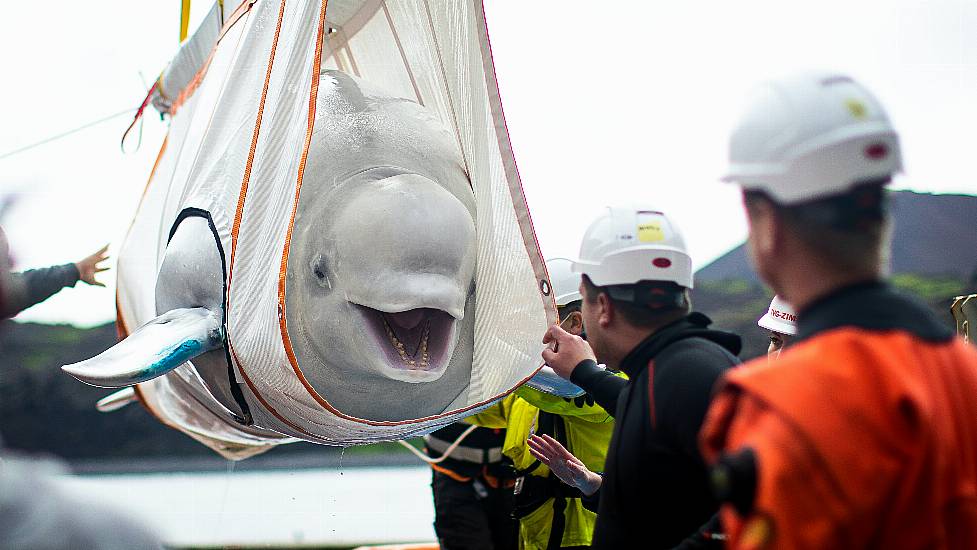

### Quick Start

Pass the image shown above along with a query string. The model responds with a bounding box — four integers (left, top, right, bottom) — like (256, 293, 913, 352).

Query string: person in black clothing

(0, 228, 109, 318)
(530, 207, 741, 549)
(425, 422, 518, 550)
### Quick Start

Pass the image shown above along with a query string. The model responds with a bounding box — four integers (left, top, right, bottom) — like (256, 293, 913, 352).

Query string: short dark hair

(581, 275, 690, 329)
(743, 180, 890, 274)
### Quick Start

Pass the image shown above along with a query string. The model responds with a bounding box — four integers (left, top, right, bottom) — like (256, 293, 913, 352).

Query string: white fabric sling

(116, 0, 555, 458)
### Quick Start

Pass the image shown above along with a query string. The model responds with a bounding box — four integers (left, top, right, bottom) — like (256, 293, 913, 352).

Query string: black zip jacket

(572, 312, 741, 549)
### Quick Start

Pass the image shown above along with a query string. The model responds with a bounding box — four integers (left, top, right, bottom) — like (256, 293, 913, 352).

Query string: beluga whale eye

(310, 254, 331, 289)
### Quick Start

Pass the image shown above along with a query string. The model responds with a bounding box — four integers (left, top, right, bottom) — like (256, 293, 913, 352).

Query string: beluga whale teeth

(382, 313, 432, 369)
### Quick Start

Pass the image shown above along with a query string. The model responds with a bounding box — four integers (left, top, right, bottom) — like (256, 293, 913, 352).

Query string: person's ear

(565, 311, 584, 336)
(746, 198, 778, 260)
(597, 293, 613, 328)
(744, 196, 789, 286)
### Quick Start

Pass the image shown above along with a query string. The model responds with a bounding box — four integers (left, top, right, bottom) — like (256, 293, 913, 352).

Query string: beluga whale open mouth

(359, 306, 458, 380)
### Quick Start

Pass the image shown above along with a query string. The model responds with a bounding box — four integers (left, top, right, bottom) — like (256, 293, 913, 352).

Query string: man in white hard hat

(756, 295, 797, 360)
(700, 71, 977, 548)
(534, 208, 742, 549)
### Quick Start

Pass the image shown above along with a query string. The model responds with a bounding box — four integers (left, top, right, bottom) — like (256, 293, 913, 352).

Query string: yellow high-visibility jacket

(467, 380, 622, 550)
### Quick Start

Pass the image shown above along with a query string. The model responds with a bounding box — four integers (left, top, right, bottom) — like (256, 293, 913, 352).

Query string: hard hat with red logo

(722, 71, 902, 205)
(571, 207, 693, 289)
(545, 258, 584, 307)
(758, 295, 798, 336)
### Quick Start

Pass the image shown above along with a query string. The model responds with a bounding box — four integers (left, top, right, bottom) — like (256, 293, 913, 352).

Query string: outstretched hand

(527, 433, 602, 496)
(75, 245, 110, 287)
(541, 324, 596, 380)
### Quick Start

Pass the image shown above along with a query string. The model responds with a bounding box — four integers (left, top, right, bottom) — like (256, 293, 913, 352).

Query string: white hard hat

(758, 295, 798, 336)
(572, 207, 693, 289)
(722, 71, 902, 205)
(545, 257, 583, 307)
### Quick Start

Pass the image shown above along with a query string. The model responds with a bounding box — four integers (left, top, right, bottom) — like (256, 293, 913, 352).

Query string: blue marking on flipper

(62, 307, 222, 388)
(148, 339, 203, 376)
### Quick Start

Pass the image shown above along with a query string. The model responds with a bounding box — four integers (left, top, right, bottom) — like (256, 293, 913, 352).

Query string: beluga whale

(65, 70, 477, 422)
(63, 0, 553, 458)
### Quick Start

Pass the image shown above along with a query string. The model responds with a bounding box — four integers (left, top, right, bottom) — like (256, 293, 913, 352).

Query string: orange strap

(481, 466, 516, 489)
(429, 463, 516, 489)
(430, 463, 472, 483)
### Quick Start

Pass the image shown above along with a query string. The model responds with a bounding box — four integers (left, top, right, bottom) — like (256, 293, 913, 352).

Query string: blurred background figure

(0, 228, 161, 549)
(0, 227, 13, 320)
(1, 232, 109, 319)
(756, 295, 797, 360)
(702, 71, 977, 549)
(0, 452, 164, 550)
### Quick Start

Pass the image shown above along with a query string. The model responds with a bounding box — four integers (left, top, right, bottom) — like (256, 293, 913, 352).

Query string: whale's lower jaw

(379, 363, 449, 383)
(357, 305, 458, 383)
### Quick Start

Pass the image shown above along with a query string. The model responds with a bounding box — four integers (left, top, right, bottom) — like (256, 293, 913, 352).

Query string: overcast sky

(1, 0, 974, 327)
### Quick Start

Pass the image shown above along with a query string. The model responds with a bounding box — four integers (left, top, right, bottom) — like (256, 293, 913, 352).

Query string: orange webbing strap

(430, 462, 472, 483)
(277, 0, 343, 417)
(169, 0, 257, 117)
(430, 463, 515, 488)
(225, 0, 315, 438)
(481, 466, 516, 489)
(228, 0, 288, 269)
(229, 339, 318, 438)
(114, 292, 129, 340)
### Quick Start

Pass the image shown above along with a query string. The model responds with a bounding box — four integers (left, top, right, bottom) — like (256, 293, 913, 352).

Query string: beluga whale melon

(64, 0, 554, 458)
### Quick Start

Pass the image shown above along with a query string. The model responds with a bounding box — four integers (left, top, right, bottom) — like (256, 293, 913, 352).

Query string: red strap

(120, 81, 159, 152)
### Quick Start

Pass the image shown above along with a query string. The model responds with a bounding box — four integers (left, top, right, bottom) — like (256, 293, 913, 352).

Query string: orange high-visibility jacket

(701, 282, 977, 549)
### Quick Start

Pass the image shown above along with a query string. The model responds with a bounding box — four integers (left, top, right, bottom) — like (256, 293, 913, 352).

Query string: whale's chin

(356, 305, 459, 383)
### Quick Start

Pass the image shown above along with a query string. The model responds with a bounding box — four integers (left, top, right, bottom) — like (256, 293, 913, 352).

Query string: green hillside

(696, 276, 967, 360)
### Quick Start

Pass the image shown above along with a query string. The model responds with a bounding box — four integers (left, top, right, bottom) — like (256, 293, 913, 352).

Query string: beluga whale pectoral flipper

(65, 210, 231, 390)
(62, 307, 223, 388)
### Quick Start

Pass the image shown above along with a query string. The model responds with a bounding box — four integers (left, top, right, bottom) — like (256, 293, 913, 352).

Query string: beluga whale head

(283, 70, 477, 421)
